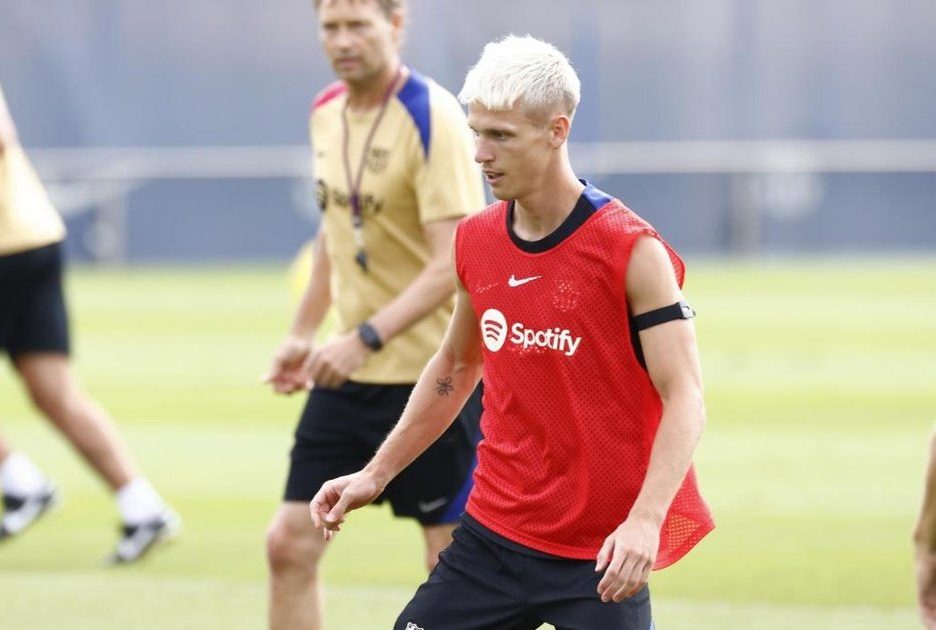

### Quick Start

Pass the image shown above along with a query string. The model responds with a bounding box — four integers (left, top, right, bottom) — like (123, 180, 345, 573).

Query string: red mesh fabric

(455, 199, 713, 569)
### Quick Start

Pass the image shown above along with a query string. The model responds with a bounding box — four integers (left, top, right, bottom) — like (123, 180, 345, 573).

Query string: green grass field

(1, 259, 933, 629)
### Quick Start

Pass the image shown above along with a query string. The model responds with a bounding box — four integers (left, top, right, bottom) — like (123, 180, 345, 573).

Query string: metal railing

(28, 140, 936, 261)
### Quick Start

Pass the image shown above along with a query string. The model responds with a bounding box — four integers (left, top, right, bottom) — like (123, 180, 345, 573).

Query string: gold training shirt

(0, 86, 65, 256)
(310, 69, 483, 383)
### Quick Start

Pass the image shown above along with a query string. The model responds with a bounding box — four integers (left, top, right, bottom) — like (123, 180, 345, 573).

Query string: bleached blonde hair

(458, 35, 581, 118)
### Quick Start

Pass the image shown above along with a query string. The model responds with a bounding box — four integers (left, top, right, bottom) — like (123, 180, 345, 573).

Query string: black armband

(629, 301, 696, 369)
(631, 300, 695, 332)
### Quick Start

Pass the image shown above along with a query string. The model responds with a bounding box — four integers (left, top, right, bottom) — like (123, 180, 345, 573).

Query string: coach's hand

(304, 332, 372, 389)
(595, 514, 660, 603)
(309, 471, 384, 541)
(262, 335, 313, 394)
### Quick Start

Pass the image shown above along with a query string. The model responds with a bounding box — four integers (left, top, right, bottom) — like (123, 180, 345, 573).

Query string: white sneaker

(0, 483, 59, 540)
(108, 509, 181, 564)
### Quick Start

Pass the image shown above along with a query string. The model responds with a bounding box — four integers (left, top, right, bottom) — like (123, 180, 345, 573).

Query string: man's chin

(488, 183, 512, 201)
(333, 66, 365, 83)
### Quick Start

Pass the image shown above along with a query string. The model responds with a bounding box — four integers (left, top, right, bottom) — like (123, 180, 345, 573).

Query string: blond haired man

(311, 36, 714, 629)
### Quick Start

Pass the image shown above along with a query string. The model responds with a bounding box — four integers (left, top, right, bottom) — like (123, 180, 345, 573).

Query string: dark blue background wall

(2, 0, 934, 261)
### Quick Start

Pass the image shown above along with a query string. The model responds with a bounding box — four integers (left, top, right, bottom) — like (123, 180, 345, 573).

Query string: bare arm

(596, 236, 706, 602)
(262, 230, 332, 394)
(627, 239, 705, 525)
(362, 278, 482, 487)
(289, 230, 332, 339)
(915, 429, 936, 628)
(305, 217, 461, 388)
(309, 253, 483, 534)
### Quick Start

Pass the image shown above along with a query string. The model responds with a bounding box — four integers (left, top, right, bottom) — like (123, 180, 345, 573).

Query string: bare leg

(13, 353, 138, 490)
(266, 504, 456, 629)
(267, 501, 328, 630)
(420, 522, 456, 573)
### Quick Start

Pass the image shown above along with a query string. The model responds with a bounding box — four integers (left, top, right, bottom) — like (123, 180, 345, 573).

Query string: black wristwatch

(357, 321, 383, 351)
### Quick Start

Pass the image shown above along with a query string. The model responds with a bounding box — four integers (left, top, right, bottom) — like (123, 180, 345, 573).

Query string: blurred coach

(261, 1, 484, 628)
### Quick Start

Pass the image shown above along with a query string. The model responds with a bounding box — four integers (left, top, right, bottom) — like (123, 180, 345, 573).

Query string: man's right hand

(309, 470, 384, 541)
(262, 335, 313, 394)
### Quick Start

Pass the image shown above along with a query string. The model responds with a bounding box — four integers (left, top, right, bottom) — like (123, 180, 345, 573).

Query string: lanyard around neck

(341, 65, 403, 273)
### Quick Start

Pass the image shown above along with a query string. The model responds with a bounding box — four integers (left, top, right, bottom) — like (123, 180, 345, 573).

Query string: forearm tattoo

(434, 376, 454, 397)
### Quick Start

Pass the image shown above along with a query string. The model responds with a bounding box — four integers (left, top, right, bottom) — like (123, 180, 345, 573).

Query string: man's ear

(390, 9, 405, 45)
(549, 114, 571, 148)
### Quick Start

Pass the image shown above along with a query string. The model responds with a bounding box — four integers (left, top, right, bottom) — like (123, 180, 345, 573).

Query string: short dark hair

(313, 0, 403, 20)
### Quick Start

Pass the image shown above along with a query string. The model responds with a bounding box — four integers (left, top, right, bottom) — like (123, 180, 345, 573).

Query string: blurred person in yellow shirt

(261, 1, 484, 628)
(0, 83, 178, 563)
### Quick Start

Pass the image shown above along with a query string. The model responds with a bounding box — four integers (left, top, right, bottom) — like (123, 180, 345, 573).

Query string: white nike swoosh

(416, 497, 448, 513)
(508, 274, 542, 287)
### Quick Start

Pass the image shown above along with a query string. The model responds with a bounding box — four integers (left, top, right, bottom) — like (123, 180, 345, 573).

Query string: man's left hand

(304, 332, 372, 389)
(595, 514, 660, 603)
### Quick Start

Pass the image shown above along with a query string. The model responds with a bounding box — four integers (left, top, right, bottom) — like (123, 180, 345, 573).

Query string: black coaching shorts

(395, 516, 654, 630)
(0, 242, 71, 357)
(284, 381, 482, 525)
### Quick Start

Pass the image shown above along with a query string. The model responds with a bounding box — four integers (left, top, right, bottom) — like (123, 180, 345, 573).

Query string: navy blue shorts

(284, 381, 482, 525)
(395, 517, 654, 630)
(0, 242, 70, 357)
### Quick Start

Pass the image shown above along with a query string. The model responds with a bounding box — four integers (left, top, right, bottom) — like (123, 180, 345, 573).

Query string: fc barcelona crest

(366, 147, 391, 173)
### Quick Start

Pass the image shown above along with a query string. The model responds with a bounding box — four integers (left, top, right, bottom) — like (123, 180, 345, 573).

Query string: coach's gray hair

(458, 35, 581, 118)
